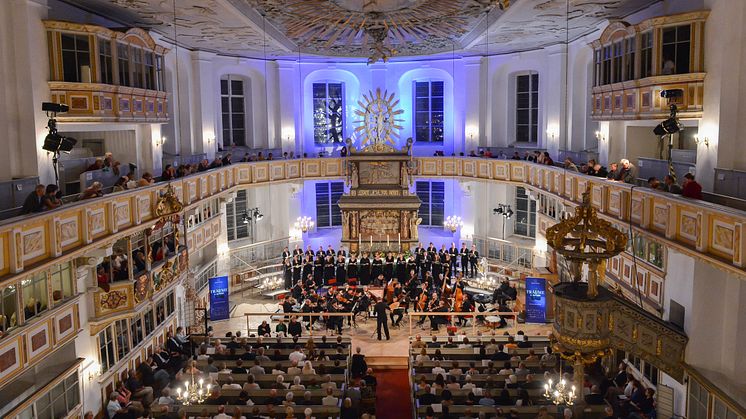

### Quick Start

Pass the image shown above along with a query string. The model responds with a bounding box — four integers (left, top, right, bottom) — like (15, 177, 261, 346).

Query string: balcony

(589, 11, 709, 121)
(44, 21, 169, 123)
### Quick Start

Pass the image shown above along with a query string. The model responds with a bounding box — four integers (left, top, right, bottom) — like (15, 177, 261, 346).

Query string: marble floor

(210, 294, 553, 360)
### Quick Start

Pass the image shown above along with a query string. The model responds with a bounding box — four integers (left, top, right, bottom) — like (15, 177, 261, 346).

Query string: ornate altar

(339, 88, 420, 253)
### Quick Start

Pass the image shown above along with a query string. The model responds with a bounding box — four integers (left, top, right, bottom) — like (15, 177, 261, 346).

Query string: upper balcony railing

(0, 156, 745, 289)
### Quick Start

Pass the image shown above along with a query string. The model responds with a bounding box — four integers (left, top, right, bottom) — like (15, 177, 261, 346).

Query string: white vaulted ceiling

(61, 0, 660, 59)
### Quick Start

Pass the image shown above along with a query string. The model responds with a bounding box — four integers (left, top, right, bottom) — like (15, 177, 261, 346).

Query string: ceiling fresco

(62, 0, 660, 59)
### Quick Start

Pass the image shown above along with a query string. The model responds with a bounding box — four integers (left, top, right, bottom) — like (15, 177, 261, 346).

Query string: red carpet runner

(375, 369, 414, 419)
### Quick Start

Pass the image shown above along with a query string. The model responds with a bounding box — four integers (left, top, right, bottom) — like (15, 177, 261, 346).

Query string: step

(366, 355, 410, 370)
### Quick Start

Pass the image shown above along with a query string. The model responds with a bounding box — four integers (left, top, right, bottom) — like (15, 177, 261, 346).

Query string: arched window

(413, 80, 444, 143)
(220, 75, 247, 147)
(312, 82, 344, 145)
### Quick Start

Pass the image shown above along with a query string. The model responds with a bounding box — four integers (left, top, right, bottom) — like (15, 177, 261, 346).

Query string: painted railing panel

(0, 158, 744, 288)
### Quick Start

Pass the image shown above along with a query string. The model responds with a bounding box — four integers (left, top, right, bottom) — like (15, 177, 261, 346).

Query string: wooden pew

(414, 404, 609, 419)
(153, 404, 340, 418)
(214, 373, 347, 386)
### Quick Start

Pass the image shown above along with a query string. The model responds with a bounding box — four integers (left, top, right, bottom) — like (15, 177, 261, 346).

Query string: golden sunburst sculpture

(354, 88, 405, 148)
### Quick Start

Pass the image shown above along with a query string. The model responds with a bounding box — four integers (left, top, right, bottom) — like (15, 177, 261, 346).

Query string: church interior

(0, 0, 745, 418)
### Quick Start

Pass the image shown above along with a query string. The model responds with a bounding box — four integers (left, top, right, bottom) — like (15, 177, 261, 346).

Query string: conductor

(373, 298, 390, 341)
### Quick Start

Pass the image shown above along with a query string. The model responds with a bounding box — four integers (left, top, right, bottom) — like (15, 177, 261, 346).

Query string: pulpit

(338, 141, 421, 253)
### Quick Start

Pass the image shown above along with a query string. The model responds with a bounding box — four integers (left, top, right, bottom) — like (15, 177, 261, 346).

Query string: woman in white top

(415, 348, 430, 363)
(290, 376, 306, 391)
(302, 361, 315, 375)
(243, 374, 260, 391)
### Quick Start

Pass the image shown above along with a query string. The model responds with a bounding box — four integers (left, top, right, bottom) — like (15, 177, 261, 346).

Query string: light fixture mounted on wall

(87, 363, 102, 381)
(694, 133, 709, 147)
(594, 131, 606, 142)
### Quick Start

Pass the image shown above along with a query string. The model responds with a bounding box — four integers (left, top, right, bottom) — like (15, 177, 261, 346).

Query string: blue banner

(525, 277, 547, 323)
(209, 276, 230, 321)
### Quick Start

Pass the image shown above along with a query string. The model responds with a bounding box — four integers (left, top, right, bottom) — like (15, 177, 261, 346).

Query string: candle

(398, 233, 401, 248)
(387, 234, 390, 247)
(370, 236, 373, 247)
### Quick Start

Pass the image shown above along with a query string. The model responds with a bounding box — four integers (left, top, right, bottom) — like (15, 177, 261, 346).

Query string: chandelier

(545, 190, 627, 298)
(175, 373, 212, 405)
(294, 216, 315, 233)
(543, 378, 576, 406)
(443, 215, 463, 233)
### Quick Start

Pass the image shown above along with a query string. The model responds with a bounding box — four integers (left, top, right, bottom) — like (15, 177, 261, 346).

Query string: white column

(278, 61, 300, 155)
(191, 50, 217, 159)
(463, 56, 482, 153)
(0, 0, 54, 183)
(265, 60, 281, 149)
(545, 47, 568, 158)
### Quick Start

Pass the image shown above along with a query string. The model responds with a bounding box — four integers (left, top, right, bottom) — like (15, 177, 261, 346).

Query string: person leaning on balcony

(616, 159, 637, 184)
(682, 173, 703, 199)
(21, 184, 45, 214)
(41, 184, 62, 210)
(79, 182, 103, 200)
(663, 175, 682, 194)
(607, 162, 619, 180)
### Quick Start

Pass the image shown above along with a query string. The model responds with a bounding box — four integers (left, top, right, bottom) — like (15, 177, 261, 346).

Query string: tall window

(226, 189, 249, 241)
(640, 32, 653, 78)
(661, 24, 691, 75)
(34, 373, 80, 419)
(144, 52, 156, 90)
(0, 285, 17, 334)
(315, 182, 344, 228)
(612, 41, 623, 83)
(60, 33, 91, 83)
(114, 319, 130, 361)
(312, 82, 344, 144)
(416, 181, 445, 226)
(50, 262, 74, 303)
(687, 379, 708, 419)
(594, 49, 602, 86)
(117, 43, 130, 87)
(624, 37, 636, 81)
(414, 81, 445, 143)
(602, 46, 612, 84)
(514, 187, 536, 238)
(98, 325, 115, 373)
(131, 316, 143, 347)
(221, 76, 246, 147)
(22, 272, 48, 321)
(155, 55, 165, 91)
(98, 38, 113, 84)
(515, 73, 539, 143)
(132, 48, 144, 88)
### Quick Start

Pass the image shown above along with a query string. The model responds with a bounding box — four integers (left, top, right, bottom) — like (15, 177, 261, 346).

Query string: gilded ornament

(155, 184, 184, 217)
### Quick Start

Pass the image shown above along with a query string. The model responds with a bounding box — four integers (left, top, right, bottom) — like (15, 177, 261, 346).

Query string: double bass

(453, 277, 464, 312)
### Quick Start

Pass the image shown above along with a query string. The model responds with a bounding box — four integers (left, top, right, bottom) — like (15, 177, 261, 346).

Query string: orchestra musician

(373, 297, 390, 340)
(302, 256, 313, 282)
(389, 293, 408, 327)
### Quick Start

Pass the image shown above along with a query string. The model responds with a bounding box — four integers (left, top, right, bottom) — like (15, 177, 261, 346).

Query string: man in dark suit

(21, 185, 46, 214)
(585, 385, 606, 405)
(231, 359, 248, 374)
(469, 244, 479, 278)
(459, 243, 469, 274)
(491, 344, 510, 361)
(373, 298, 390, 340)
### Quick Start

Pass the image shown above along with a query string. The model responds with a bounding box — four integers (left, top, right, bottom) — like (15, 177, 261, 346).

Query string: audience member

(682, 173, 703, 199)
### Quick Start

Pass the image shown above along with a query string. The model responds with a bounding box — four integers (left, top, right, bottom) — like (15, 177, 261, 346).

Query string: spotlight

(653, 104, 683, 136)
(505, 209, 514, 219)
(242, 212, 249, 224)
(41, 102, 69, 114)
(660, 89, 684, 99)
(493, 207, 503, 215)
(42, 117, 77, 153)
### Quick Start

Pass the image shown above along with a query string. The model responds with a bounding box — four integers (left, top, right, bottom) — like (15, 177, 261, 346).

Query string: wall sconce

(155, 136, 166, 147)
(694, 133, 709, 147)
(546, 125, 559, 142)
(88, 363, 102, 381)
(595, 131, 606, 142)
